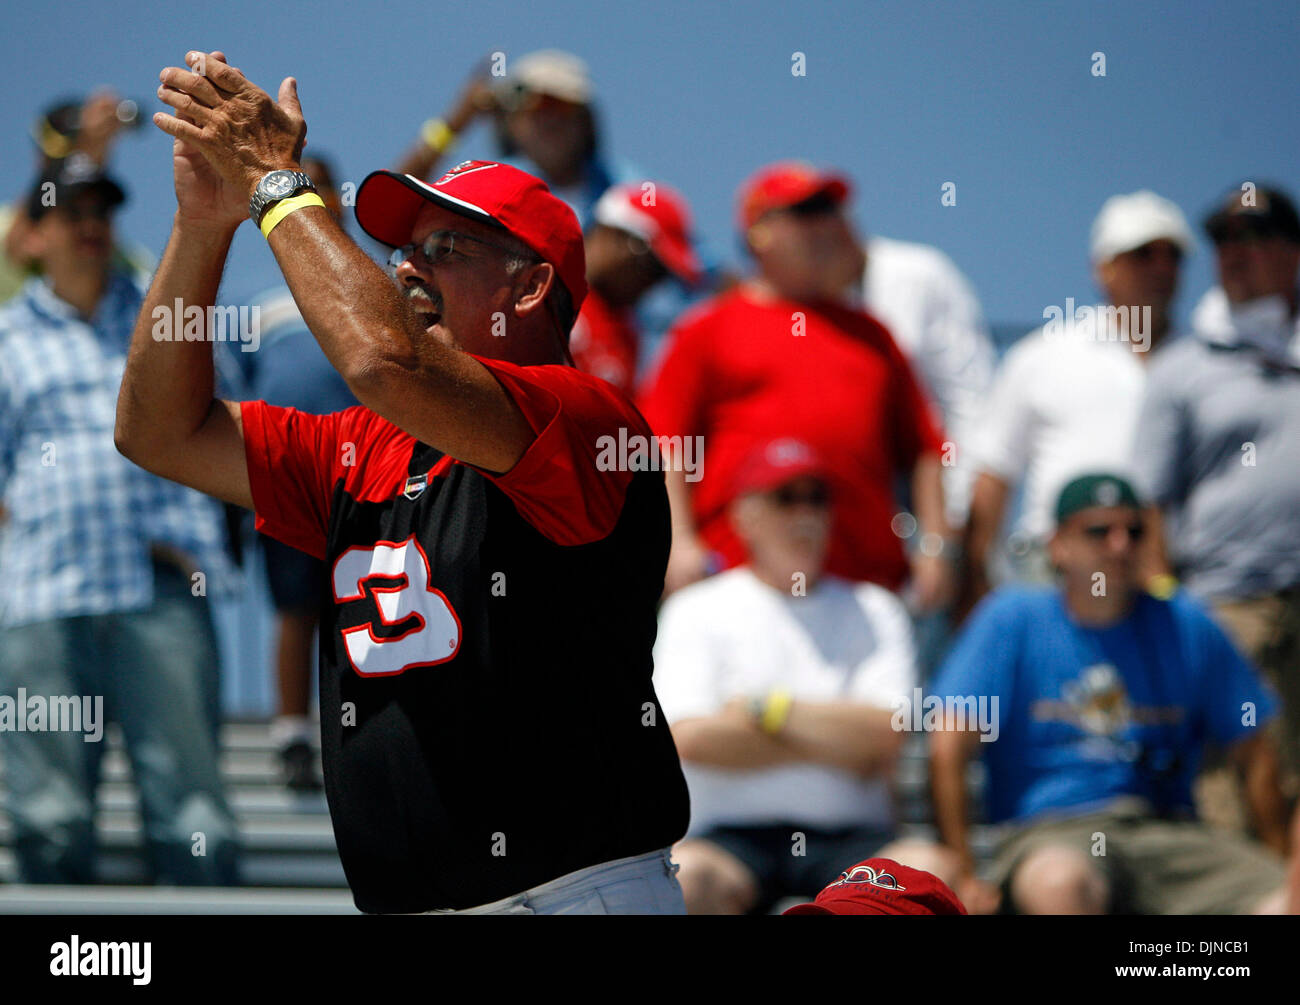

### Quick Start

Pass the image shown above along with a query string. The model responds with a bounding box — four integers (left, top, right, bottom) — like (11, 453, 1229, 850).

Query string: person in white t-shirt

(862, 236, 995, 527)
(958, 191, 1194, 616)
(655, 438, 953, 914)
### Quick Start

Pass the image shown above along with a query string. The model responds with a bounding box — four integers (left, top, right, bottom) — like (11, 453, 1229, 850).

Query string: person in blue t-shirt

(931, 473, 1293, 914)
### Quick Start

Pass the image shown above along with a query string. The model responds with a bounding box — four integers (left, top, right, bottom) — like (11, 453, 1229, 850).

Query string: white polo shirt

(969, 309, 1157, 541)
(862, 236, 995, 522)
(652, 567, 916, 833)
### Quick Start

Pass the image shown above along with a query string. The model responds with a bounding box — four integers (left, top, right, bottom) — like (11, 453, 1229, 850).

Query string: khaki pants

(1196, 590, 1300, 832)
(991, 798, 1284, 914)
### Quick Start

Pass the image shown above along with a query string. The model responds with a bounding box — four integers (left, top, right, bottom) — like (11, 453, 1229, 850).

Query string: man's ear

(747, 222, 773, 252)
(513, 260, 555, 320)
(11, 213, 46, 264)
(730, 494, 760, 543)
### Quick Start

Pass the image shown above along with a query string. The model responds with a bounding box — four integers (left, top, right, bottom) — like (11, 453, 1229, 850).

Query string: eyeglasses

(387, 230, 523, 274)
(772, 484, 831, 508)
(1081, 522, 1145, 542)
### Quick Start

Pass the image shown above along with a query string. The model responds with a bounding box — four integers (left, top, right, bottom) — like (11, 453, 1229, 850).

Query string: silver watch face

(263, 172, 296, 198)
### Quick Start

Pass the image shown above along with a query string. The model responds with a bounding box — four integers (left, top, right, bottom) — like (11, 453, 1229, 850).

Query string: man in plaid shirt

(0, 158, 240, 884)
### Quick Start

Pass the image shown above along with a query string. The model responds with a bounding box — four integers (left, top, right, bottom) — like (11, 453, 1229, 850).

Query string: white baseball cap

(506, 50, 592, 105)
(1090, 190, 1194, 264)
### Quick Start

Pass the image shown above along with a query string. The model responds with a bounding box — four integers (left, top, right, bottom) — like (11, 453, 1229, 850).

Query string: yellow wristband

(421, 117, 457, 155)
(1146, 573, 1179, 600)
(259, 193, 326, 240)
(760, 690, 794, 735)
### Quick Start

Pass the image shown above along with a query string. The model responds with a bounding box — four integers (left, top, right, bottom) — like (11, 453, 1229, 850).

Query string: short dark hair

(501, 242, 577, 338)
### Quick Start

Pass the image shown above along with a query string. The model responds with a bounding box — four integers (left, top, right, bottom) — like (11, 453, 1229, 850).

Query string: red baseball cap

(731, 438, 829, 498)
(737, 160, 851, 232)
(355, 160, 588, 311)
(783, 858, 968, 916)
(593, 182, 703, 286)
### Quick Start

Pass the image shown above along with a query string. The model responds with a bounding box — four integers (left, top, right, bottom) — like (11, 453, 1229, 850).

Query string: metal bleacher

(0, 721, 357, 914)
(0, 722, 990, 913)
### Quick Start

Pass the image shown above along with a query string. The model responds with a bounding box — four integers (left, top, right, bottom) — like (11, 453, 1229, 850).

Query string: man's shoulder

(661, 567, 763, 618)
(971, 584, 1060, 628)
(868, 235, 967, 286)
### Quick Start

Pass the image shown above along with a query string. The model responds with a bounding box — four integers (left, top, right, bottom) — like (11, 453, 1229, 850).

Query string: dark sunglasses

(55, 201, 115, 223)
(1209, 217, 1285, 246)
(784, 192, 841, 219)
(772, 484, 831, 508)
(387, 230, 522, 273)
(1081, 522, 1145, 542)
(1127, 242, 1183, 264)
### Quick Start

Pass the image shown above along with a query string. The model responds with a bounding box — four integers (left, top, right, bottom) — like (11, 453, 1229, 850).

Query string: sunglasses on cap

(1081, 521, 1145, 542)
(783, 191, 842, 219)
(386, 230, 525, 275)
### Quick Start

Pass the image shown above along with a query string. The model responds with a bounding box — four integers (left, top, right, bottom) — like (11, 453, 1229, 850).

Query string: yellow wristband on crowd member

(421, 117, 457, 155)
(1147, 573, 1179, 600)
(259, 193, 326, 240)
(760, 690, 794, 735)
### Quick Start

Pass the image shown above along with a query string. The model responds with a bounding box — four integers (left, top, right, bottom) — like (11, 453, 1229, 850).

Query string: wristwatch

(248, 170, 316, 226)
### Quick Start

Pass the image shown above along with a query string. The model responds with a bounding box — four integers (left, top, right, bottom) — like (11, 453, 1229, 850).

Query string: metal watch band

(249, 170, 316, 225)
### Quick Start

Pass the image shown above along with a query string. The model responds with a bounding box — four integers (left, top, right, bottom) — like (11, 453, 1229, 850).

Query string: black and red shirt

(240, 356, 689, 912)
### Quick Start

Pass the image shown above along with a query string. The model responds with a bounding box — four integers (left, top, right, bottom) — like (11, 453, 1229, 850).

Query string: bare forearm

(264, 208, 529, 471)
(911, 454, 951, 538)
(117, 215, 235, 453)
(393, 140, 441, 181)
(781, 702, 901, 778)
(1239, 739, 1289, 854)
(672, 717, 797, 770)
(930, 734, 975, 865)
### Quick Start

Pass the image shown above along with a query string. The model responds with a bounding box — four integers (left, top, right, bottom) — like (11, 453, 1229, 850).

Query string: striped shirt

(0, 273, 236, 628)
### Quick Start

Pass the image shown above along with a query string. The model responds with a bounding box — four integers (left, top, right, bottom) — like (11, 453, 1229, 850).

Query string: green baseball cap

(1055, 473, 1142, 526)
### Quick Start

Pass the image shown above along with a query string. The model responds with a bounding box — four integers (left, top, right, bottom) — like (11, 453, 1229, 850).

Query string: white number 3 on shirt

(331, 536, 463, 676)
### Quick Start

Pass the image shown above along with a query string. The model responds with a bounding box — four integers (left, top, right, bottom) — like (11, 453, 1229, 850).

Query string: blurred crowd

(1, 49, 1299, 915)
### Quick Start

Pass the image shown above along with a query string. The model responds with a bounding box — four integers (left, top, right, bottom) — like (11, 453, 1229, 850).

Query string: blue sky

(4, 0, 1297, 328)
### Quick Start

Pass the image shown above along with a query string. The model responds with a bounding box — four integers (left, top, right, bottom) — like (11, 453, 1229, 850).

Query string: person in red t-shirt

(639, 161, 956, 603)
(569, 182, 703, 393)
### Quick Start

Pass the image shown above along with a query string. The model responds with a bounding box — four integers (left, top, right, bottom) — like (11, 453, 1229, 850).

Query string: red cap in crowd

(783, 858, 968, 916)
(355, 160, 588, 310)
(731, 438, 828, 497)
(593, 182, 703, 286)
(737, 160, 851, 231)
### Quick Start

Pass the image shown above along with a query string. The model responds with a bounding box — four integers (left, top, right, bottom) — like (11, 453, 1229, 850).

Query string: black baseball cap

(26, 154, 127, 221)
(1204, 184, 1300, 245)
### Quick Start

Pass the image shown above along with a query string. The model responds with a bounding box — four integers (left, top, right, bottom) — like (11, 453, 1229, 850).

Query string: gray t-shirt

(1132, 334, 1300, 600)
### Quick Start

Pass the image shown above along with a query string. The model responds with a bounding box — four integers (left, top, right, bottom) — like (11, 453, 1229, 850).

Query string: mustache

(404, 283, 442, 314)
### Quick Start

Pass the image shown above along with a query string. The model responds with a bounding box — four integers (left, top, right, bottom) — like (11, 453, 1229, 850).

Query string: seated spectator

(569, 181, 702, 393)
(1135, 184, 1300, 830)
(782, 857, 967, 915)
(654, 439, 947, 913)
(960, 192, 1193, 613)
(931, 473, 1291, 914)
(640, 162, 954, 604)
